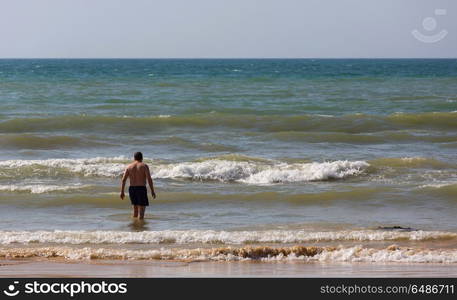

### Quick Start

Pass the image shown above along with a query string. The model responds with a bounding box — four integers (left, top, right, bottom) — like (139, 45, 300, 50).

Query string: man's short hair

(134, 152, 143, 161)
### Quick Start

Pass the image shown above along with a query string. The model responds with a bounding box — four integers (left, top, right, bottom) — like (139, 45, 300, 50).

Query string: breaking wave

(0, 184, 92, 194)
(0, 156, 128, 179)
(0, 157, 369, 184)
(1, 229, 456, 245)
(2, 245, 457, 263)
(154, 160, 369, 183)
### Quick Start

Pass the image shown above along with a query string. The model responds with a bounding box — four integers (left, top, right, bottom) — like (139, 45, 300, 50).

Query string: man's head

(134, 152, 143, 162)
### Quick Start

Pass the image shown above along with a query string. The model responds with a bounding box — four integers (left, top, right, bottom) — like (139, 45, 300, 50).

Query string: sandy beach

(1, 259, 456, 278)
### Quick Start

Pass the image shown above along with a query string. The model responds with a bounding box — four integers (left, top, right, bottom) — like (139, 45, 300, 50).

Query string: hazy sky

(0, 0, 455, 58)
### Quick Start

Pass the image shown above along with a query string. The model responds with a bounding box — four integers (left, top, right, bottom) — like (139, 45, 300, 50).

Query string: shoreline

(1, 259, 457, 277)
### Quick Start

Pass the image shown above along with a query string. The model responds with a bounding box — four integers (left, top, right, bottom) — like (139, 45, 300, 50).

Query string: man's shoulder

(132, 162, 148, 167)
(126, 162, 149, 169)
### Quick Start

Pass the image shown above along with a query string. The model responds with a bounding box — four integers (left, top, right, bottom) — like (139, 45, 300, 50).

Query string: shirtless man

(120, 152, 156, 219)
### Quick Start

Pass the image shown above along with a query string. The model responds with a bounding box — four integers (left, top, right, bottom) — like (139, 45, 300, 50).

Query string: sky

(0, 0, 455, 58)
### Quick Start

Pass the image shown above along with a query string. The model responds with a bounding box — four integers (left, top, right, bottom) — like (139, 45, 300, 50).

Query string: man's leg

(139, 206, 146, 220)
(132, 205, 139, 218)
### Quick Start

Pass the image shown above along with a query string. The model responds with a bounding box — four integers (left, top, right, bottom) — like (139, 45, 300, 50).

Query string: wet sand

(1, 259, 456, 277)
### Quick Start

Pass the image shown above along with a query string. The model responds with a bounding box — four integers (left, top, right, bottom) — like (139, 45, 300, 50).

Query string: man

(120, 152, 156, 220)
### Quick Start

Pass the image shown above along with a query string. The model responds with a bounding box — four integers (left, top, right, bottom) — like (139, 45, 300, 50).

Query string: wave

(154, 160, 369, 183)
(1, 112, 456, 134)
(1, 229, 456, 245)
(194, 154, 272, 163)
(0, 134, 111, 150)
(153, 136, 238, 152)
(369, 157, 454, 169)
(0, 157, 369, 183)
(268, 131, 457, 144)
(1, 155, 454, 186)
(1, 155, 453, 184)
(0, 156, 128, 179)
(418, 182, 457, 198)
(388, 112, 457, 129)
(0, 184, 92, 194)
(2, 245, 457, 263)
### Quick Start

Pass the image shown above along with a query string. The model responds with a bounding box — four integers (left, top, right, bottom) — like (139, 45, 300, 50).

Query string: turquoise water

(0, 60, 457, 258)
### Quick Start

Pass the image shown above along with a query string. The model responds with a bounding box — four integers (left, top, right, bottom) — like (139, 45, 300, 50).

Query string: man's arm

(145, 165, 156, 199)
(120, 167, 129, 200)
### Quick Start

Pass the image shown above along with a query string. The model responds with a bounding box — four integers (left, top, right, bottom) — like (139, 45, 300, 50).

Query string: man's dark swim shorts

(128, 186, 149, 206)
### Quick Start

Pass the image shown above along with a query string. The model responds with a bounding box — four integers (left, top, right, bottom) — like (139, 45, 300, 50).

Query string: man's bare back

(120, 152, 156, 220)
(126, 161, 149, 186)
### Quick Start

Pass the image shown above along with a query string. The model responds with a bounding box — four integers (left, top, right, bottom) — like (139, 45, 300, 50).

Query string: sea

(0, 59, 457, 263)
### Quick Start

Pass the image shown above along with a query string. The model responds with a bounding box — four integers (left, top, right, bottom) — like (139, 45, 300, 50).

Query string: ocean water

(1, 59, 457, 263)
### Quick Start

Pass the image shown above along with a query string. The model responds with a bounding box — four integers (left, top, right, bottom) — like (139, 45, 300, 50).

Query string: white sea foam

(0, 156, 128, 178)
(154, 160, 369, 183)
(0, 157, 369, 183)
(154, 160, 258, 182)
(1, 229, 455, 245)
(240, 161, 368, 184)
(0, 184, 90, 194)
(277, 246, 457, 263)
(315, 114, 334, 118)
(419, 181, 457, 189)
(2, 245, 457, 263)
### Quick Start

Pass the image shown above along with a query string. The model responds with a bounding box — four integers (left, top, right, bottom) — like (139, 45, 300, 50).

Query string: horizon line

(0, 57, 456, 60)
